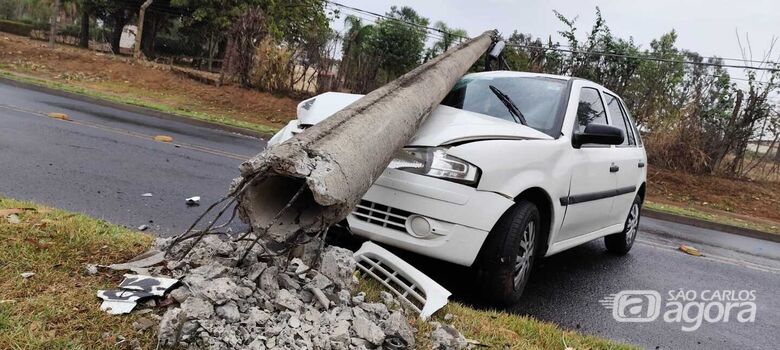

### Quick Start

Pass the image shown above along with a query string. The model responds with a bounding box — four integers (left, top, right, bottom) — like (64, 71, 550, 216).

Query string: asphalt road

(1, 81, 779, 349)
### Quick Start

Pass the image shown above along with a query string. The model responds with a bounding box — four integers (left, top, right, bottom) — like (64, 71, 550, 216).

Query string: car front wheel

(475, 200, 540, 306)
(605, 195, 642, 255)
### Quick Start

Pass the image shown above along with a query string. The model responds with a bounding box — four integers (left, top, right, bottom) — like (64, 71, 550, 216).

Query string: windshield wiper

(488, 85, 527, 125)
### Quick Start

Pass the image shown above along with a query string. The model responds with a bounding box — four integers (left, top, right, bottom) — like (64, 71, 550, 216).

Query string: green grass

(0, 69, 280, 136)
(0, 197, 156, 349)
(358, 278, 635, 350)
(645, 201, 780, 235)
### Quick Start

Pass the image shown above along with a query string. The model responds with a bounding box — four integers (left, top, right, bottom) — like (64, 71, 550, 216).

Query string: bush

(0, 19, 38, 36)
(60, 24, 81, 38)
(251, 37, 293, 92)
(154, 35, 202, 57)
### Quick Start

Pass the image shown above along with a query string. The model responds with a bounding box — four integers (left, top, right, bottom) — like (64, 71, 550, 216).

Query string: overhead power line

(505, 44, 780, 73)
(329, 2, 780, 72)
(328, 6, 448, 43)
(326, 1, 454, 41)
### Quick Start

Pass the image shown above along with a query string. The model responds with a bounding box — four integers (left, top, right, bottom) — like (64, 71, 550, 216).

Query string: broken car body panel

(353, 241, 451, 320)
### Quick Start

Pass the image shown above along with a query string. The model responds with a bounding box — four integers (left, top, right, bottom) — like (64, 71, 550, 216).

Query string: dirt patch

(0, 33, 299, 131)
(647, 167, 780, 223)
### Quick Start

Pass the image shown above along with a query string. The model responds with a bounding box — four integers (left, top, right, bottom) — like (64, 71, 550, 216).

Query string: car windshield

(441, 76, 568, 136)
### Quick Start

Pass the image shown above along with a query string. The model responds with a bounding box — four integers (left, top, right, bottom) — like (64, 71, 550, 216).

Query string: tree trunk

(78, 9, 90, 48)
(141, 13, 161, 58)
(110, 21, 123, 54)
(134, 0, 153, 60)
(236, 31, 495, 244)
(774, 143, 780, 163)
(49, 0, 60, 48)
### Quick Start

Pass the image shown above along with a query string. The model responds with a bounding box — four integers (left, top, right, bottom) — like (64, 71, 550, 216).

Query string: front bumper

(347, 168, 514, 266)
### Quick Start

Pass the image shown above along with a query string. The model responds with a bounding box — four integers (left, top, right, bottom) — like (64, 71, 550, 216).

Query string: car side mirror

(572, 123, 624, 149)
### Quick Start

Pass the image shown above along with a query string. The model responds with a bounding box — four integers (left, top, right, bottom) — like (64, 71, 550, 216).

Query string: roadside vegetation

(0, 34, 298, 135)
(0, 197, 631, 349)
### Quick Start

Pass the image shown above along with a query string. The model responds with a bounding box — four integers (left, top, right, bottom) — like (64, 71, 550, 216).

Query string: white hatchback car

(268, 71, 647, 304)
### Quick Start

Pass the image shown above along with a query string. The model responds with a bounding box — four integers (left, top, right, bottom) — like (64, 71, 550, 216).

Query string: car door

(556, 86, 619, 243)
(604, 92, 644, 224)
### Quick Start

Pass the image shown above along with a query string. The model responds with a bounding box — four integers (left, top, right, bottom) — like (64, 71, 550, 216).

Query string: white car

(268, 71, 647, 305)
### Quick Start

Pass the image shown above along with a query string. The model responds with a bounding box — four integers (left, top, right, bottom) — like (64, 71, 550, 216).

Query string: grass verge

(0, 197, 155, 349)
(359, 279, 634, 350)
(0, 196, 632, 349)
(0, 69, 280, 136)
(645, 201, 780, 235)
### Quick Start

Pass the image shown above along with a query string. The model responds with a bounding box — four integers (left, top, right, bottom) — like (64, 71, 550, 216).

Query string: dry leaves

(679, 244, 702, 256)
(47, 112, 71, 121)
(153, 135, 173, 142)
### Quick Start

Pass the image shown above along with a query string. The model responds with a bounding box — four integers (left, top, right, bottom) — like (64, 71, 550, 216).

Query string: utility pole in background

(134, 0, 154, 60)
(49, 0, 60, 48)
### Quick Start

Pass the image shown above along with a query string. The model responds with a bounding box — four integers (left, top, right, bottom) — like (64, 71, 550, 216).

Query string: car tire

(475, 200, 540, 306)
(605, 195, 642, 255)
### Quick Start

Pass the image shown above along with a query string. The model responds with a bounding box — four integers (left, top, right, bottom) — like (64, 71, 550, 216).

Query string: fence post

(134, 0, 154, 60)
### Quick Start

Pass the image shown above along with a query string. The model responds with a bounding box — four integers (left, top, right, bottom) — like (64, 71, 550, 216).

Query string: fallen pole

(236, 30, 497, 245)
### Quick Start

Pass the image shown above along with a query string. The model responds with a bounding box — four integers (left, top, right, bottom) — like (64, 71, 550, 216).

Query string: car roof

(463, 70, 572, 81)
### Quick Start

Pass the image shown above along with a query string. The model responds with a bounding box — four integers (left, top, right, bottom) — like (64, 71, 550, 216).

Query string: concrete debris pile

(151, 235, 470, 350)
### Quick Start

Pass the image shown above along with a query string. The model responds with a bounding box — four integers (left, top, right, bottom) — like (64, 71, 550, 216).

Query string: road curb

(642, 208, 780, 243)
(0, 75, 268, 139)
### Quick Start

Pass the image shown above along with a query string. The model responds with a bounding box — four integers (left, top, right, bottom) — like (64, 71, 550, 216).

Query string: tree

(622, 31, 685, 127)
(338, 15, 376, 92)
(424, 21, 467, 59)
(367, 6, 429, 82)
(92, 1, 135, 54)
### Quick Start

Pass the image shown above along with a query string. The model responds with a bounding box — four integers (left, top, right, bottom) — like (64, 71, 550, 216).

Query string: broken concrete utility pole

(236, 30, 496, 244)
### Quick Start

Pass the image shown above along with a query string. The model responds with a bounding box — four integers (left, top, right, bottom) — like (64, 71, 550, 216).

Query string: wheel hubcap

(625, 203, 639, 244)
(514, 221, 535, 288)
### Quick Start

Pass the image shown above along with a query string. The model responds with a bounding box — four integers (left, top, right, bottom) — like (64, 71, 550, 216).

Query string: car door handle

(610, 164, 620, 173)
(638, 162, 645, 168)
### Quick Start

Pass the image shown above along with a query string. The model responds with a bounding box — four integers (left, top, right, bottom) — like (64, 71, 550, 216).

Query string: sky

(328, 0, 780, 82)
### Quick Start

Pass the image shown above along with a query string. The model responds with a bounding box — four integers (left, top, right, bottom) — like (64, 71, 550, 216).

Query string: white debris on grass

(185, 196, 201, 206)
(20, 272, 35, 279)
(7, 214, 20, 224)
(97, 275, 179, 314)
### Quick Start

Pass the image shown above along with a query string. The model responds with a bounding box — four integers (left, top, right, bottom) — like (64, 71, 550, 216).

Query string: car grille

(352, 200, 411, 232)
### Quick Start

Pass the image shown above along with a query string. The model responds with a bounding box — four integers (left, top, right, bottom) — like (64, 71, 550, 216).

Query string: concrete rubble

(151, 234, 469, 349)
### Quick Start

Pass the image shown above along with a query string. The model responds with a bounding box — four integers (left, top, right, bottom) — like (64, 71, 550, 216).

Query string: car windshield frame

(441, 75, 572, 138)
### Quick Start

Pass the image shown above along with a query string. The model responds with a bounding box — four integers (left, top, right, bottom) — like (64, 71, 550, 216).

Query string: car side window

(619, 99, 642, 146)
(604, 93, 635, 146)
(574, 87, 608, 134)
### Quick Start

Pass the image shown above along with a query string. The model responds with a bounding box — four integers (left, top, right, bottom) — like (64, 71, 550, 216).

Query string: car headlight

(388, 147, 480, 185)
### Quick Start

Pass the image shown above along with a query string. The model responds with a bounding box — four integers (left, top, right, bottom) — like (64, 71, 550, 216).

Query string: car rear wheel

(605, 195, 642, 255)
(476, 200, 540, 306)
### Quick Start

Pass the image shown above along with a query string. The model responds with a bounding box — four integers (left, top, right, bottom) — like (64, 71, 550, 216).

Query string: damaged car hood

(297, 92, 552, 146)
